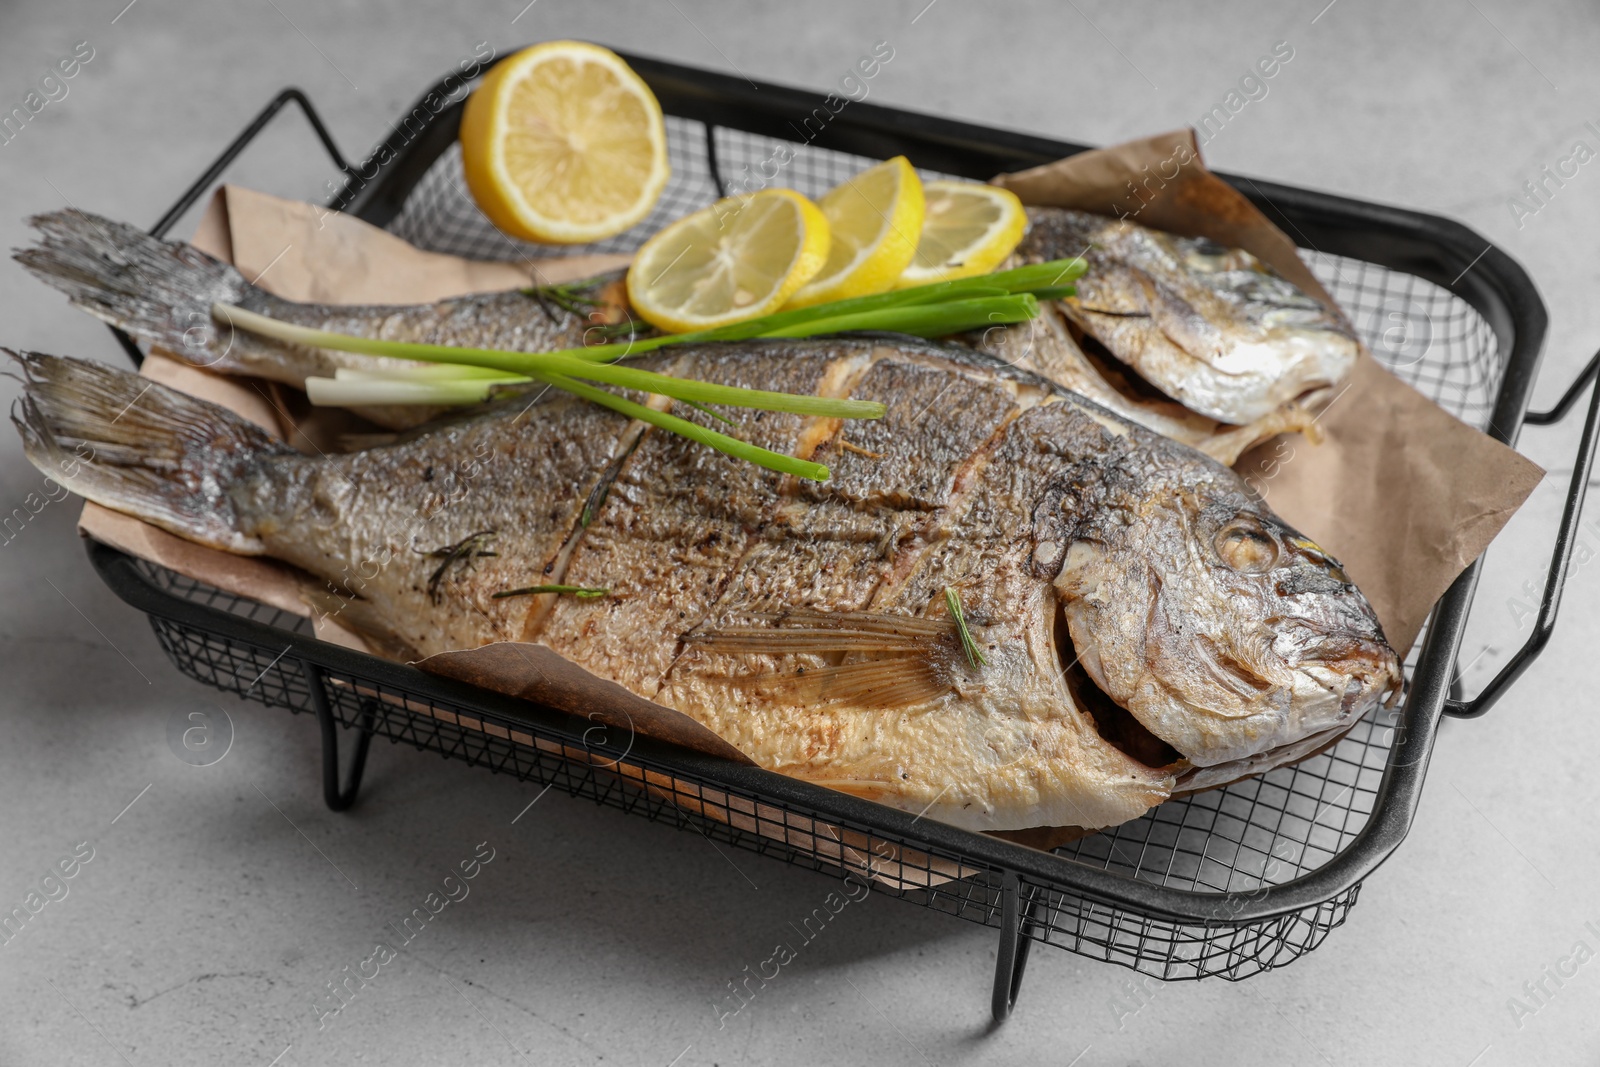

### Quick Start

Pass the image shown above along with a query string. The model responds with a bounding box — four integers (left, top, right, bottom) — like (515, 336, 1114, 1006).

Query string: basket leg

(991, 873, 1041, 1023)
(300, 660, 375, 812)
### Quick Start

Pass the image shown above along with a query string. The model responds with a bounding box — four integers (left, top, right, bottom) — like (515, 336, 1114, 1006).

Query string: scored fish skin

(12, 341, 1400, 831)
(14, 209, 609, 428)
(1013, 206, 1360, 426)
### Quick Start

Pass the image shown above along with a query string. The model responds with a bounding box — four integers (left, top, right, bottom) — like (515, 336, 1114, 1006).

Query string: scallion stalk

(307, 376, 514, 407)
(217, 304, 884, 421)
(530, 369, 831, 481)
(332, 364, 526, 382)
(761, 294, 1040, 340)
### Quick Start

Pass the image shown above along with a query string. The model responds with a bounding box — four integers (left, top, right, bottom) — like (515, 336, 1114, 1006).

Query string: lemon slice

(626, 189, 831, 334)
(460, 41, 670, 244)
(897, 181, 1027, 287)
(786, 156, 924, 308)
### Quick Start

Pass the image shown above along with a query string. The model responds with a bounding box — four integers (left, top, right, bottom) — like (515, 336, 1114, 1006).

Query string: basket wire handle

(1446, 347, 1600, 718)
(990, 873, 1045, 1023)
(109, 87, 351, 369)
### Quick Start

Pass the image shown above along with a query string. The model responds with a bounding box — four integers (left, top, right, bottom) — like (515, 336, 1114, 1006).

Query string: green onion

(335, 364, 522, 381)
(307, 376, 515, 407)
(984, 258, 1089, 292)
(480, 257, 1087, 363)
(763, 294, 1040, 340)
(681, 399, 738, 427)
(531, 369, 832, 481)
(216, 304, 884, 421)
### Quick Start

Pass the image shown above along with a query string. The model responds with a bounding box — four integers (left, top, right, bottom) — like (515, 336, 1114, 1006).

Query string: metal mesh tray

(82, 53, 1598, 1020)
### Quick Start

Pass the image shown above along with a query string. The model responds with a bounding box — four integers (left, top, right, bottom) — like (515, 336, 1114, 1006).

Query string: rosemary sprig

(422, 530, 498, 604)
(681, 399, 738, 427)
(522, 278, 609, 318)
(492, 584, 609, 599)
(944, 586, 987, 670)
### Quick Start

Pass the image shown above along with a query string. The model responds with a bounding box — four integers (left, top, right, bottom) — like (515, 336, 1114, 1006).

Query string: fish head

(1053, 483, 1403, 768)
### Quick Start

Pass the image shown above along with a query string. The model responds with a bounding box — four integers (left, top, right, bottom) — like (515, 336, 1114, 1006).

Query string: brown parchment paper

(75, 141, 1541, 851)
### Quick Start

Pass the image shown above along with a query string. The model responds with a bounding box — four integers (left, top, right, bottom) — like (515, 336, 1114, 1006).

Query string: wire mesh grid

(1305, 250, 1502, 429)
(127, 117, 1506, 982)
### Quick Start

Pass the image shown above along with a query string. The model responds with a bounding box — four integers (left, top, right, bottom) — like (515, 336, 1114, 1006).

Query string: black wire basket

(81, 52, 1600, 1021)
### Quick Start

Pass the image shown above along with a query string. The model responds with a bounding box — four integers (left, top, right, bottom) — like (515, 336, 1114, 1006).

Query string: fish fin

(729, 656, 951, 709)
(15, 209, 250, 370)
(1200, 399, 1321, 466)
(686, 608, 951, 654)
(9, 351, 291, 553)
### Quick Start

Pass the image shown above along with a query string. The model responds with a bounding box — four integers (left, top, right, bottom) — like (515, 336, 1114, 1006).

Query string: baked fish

(1012, 206, 1360, 426)
(12, 340, 1401, 831)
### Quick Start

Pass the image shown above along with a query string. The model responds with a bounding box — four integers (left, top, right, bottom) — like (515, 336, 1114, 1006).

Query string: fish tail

(14, 210, 252, 371)
(9, 351, 292, 553)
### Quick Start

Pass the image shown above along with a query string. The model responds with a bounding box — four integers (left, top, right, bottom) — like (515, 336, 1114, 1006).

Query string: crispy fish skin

(12, 342, 1401, 831)
(14, 209, 611, 428)
(1013, 206, 1359, 425)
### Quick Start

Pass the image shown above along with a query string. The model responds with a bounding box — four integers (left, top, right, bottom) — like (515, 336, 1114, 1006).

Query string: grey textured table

(2, 1, 1598, 1063)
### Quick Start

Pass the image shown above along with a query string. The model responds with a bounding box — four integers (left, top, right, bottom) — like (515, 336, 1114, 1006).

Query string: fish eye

(1214, 519, 1279, 574)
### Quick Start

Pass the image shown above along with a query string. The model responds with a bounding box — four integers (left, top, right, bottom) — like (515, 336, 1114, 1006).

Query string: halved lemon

(786, 156, 924, 308)
(626, 189, 831, 334)
(460, 41, 670, 244)
(896, 180, 1027, 287)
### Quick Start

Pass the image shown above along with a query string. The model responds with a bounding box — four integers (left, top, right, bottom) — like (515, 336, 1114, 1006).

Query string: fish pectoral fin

(685, 609, 951, 655)
(728, 656, 951, 709)
(685, 610, 956, 708)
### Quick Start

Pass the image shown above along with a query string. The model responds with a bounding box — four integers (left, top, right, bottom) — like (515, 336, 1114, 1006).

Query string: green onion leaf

(306, 376, 514, 406)
(215, 304, 883, 422)
(682, 399, 738, 427)
(770, 294, 1040, 340)
(532, 370, 831, 482)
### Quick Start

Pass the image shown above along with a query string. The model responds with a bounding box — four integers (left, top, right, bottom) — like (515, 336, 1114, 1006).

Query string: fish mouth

(1292, 630, 1405, 714)
(1053, 608, 1183, 772)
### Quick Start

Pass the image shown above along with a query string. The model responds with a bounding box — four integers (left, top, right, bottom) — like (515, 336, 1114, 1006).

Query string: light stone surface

(1, 1, 1597, 1063)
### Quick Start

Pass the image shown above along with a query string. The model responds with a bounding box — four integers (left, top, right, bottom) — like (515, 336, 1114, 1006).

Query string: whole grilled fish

(1011, 206, 1360, 426)
(12, 340, 1401, 831)
(19, 209, 1337, 461)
